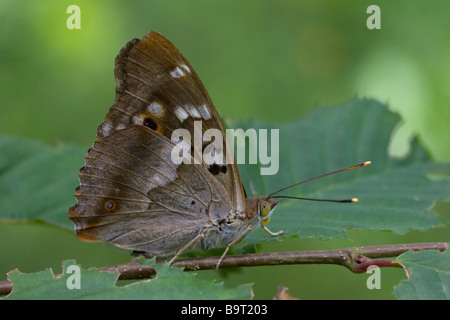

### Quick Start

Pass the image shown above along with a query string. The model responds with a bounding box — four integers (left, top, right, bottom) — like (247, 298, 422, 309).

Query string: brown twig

(0, 242, 448, 296)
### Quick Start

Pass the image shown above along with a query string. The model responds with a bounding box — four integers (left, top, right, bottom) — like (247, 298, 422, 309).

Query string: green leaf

(229, 98, 449, 245)
(0, 136, 84, 229)
(3, 259, 252, 300)
(393, 249, 450, 300)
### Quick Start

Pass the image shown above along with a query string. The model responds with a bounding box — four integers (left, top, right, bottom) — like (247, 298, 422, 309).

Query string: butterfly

(68, 31, 285, 269)
(69, 31, 370, 270)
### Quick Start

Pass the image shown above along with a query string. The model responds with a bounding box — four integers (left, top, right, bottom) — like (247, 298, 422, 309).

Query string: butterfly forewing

(98, 31, 245, 214)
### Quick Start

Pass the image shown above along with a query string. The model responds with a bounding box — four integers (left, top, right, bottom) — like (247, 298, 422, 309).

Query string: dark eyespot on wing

(105, 200, 117, 211)
(143, 117, 158, 130)
(208, 164, 220, 175)
(208, 163, 227, 175)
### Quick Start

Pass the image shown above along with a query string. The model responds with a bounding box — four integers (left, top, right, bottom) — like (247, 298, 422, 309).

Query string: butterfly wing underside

(69, 31, 247, 257)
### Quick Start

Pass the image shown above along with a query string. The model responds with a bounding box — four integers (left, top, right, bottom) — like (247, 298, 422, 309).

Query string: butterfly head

(258, 198, 282, 227)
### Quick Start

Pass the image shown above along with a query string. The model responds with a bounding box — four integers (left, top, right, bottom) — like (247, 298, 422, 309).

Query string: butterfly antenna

(270, 195, 359, 203)
(268, 161, 371, 202)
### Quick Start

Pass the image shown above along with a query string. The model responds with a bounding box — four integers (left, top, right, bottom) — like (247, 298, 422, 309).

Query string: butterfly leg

(168, 232, 205, 266)
(262, 225, 284, 237)
(215, 224, 254, 271)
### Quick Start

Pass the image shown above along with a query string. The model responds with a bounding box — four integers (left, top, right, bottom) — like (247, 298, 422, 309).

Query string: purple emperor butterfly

(69, 31, 370, 269)
(68, 31, 285, 269)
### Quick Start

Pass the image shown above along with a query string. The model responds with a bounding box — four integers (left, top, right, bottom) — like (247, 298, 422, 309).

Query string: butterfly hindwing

(69, 125, 233, 257)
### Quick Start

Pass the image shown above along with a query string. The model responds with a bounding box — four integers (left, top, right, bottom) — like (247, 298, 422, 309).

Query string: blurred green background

(0, 0, 449, 299)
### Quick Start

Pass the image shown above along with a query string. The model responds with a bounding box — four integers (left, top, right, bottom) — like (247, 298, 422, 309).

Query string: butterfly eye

(104, 200, 116, 211)
(259, 201, 271, 218)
